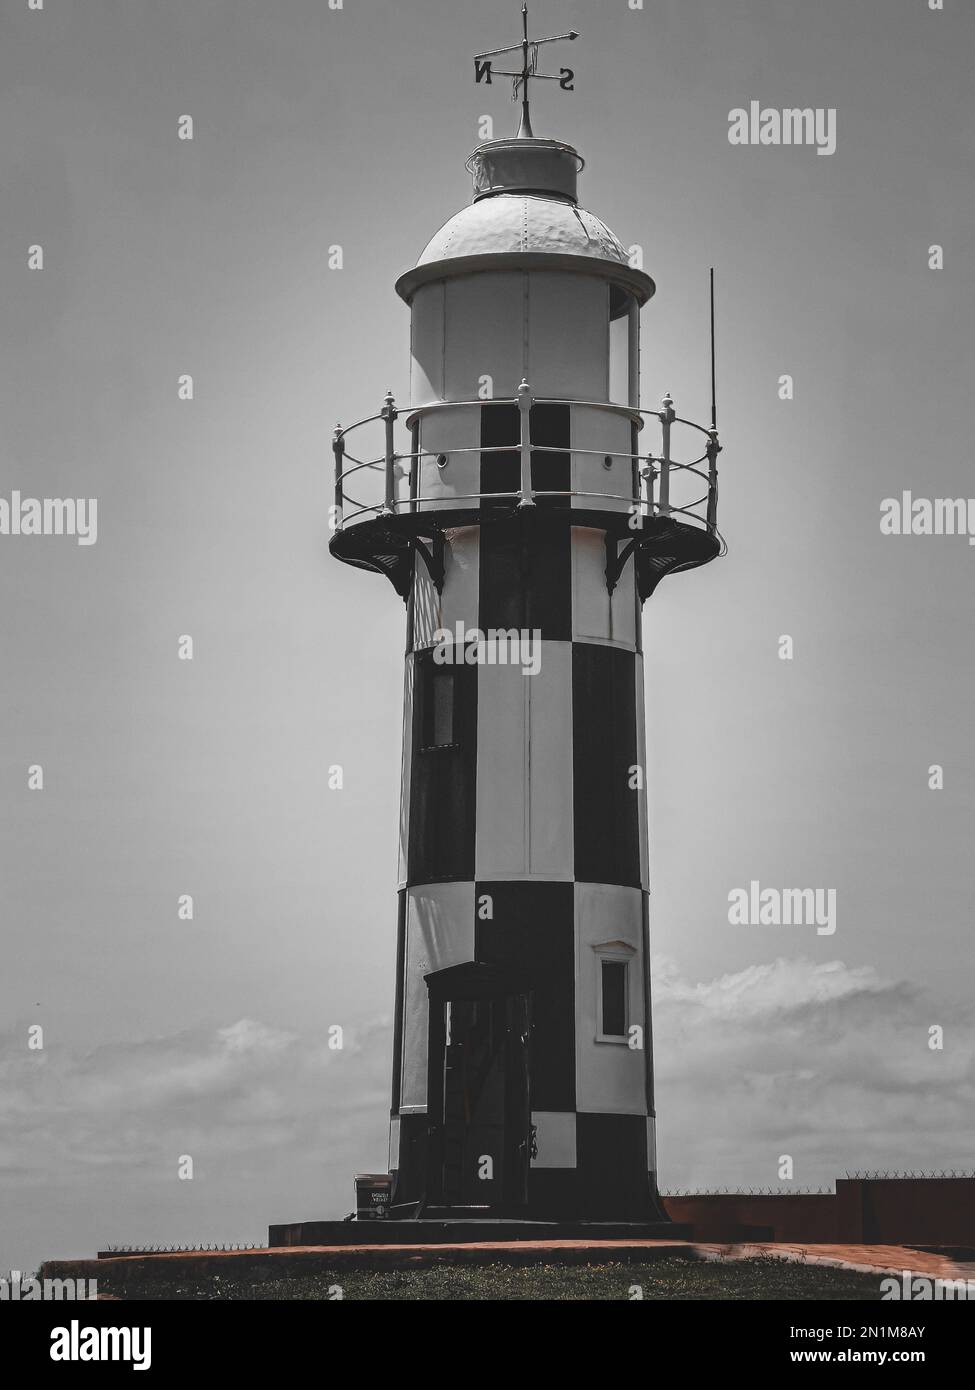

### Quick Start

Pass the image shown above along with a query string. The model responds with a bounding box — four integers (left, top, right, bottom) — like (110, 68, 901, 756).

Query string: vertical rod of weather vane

(517, 378, 535, 506)
(381, 390, 397, 514)
(518, 2, 533, 139)
(659, 392, 675, 515)
(332, 424, 345, 530)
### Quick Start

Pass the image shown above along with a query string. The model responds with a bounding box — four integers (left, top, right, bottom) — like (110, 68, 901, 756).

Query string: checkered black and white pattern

(388, 506, 663, 1221)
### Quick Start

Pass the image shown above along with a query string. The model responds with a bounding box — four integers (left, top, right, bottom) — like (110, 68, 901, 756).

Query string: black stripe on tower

(478, 402, 572, 642)
(406, 649, 477, 884)
(392, 1113, 428, 1208)
(572, 644, 642, 887)
(527, 1168, 579, 1221)
(474, 880, 575, 1112)
(576, 1114, 660, 1221)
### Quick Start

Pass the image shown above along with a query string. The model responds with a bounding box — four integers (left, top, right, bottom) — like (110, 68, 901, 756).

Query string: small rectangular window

(422, 665, 455, 750)
(600, 960, 627, 1037)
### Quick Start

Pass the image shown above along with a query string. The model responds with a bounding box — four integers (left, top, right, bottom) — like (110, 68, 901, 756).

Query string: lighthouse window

(422, 666, 456, 750)
(600, 960, 628, 1038)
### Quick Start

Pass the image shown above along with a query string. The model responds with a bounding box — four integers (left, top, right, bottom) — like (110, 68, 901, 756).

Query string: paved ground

(41, 1238, 975, 1286)
(695, 1242, 975, 1283)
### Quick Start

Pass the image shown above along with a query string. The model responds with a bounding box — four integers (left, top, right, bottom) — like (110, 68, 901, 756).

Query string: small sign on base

(354, 1173, 393, 1221)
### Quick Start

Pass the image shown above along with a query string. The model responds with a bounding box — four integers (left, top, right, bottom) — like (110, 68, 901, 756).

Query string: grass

(97, 1255, 884, 1301)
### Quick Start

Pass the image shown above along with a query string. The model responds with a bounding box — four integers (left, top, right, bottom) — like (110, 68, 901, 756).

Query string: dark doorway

(425, 963, 532, 1212)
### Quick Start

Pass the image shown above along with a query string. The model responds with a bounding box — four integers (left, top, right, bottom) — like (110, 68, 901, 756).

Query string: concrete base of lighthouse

(268, 1218, 688, 1247)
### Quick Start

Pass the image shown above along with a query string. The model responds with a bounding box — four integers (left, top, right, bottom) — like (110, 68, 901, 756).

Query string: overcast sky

(1, 0, 973, 1274)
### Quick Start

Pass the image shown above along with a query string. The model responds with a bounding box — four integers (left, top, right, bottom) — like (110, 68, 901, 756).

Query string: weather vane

(474, 3, 579, 140)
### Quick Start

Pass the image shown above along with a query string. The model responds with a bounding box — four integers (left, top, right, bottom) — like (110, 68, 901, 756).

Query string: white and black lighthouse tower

(331, 7, 723, 1224)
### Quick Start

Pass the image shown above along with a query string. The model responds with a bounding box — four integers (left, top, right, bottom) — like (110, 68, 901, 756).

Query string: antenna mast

(709, 267, 717, 431)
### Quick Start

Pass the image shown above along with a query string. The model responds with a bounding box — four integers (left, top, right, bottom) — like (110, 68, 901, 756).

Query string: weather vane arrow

(474, 3, 579, 139)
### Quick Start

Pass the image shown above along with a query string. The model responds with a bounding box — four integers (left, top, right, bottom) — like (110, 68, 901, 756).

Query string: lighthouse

(330, 7, 722, 1224)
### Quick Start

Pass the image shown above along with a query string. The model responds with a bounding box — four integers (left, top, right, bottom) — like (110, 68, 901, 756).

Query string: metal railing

(331, 379, 722, 545)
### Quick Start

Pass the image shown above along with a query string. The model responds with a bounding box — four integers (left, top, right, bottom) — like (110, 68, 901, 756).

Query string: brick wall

(663, 1178, 975, 1246)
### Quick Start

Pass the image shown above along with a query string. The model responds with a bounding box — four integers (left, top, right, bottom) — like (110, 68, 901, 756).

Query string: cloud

(0, 1015, 391, 1272)
(1, 958, 972, 1271)
(652, 956, 975, 1189)
(0, 1017, 387, 1169)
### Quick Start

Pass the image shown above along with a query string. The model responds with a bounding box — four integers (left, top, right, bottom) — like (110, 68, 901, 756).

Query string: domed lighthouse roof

(395, 4, 654, 316)
(396, 135, 655, 312)
(419, 137, 635, 260)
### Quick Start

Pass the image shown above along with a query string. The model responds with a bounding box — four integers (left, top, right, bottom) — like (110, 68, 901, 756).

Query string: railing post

(658, 392, 674, 516)
(706, 428, 720, 531)
(332, 423, 344, 531)
(517, 378, 535, 508)
(641, 456, 656, 525)
(381, 389, 398, 515)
